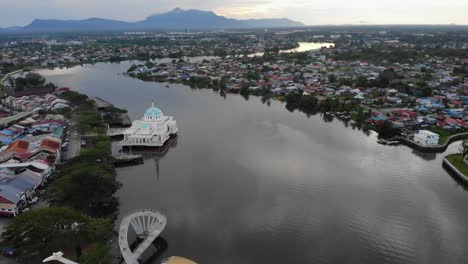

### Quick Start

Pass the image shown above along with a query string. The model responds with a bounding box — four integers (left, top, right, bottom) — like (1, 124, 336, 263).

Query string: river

(248, 42, 334, 57)
(37, 62, 468, 264)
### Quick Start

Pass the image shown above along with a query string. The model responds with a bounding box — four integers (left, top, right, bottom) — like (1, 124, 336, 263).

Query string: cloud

(0, 0, 468, 27)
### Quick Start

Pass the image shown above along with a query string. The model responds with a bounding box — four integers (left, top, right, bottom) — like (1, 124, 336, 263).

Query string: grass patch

(429, 127, 453, 144)
(447, 154, 468, 176)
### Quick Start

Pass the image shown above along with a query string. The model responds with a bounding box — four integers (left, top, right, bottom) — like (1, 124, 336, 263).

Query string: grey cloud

(0, 0, 467, 27)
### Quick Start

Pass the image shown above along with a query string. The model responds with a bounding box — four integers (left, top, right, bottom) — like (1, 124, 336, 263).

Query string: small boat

(113, 154, 144, 166)
(377, 139, 400, 145)
(387, 140, 400, 145)
(377, 139, 388, 145)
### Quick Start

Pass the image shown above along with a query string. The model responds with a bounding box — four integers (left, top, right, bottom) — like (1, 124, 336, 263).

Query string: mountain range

(0, 8, 304, 32)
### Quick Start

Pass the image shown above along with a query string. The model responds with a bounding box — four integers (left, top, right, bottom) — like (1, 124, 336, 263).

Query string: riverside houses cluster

(0, 87, 71, 216)
(0, 32, 297, 72)
(129, 46, 468, 146)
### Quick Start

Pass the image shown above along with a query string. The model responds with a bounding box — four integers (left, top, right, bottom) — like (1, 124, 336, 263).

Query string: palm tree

(460, 139, 468, 158)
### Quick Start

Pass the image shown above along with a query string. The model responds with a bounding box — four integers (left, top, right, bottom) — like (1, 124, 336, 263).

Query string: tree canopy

(1, 207, 112, 263)
(48, 160, 118, 217)
(14, 72, 52, 91)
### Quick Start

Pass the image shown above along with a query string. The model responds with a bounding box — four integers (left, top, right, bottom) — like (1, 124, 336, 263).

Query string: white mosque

(120, 102, 178, 147)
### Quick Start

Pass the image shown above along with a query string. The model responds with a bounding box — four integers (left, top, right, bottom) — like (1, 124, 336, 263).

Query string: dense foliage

(1, 207, 113, 263)
(14, 72, 56, 91)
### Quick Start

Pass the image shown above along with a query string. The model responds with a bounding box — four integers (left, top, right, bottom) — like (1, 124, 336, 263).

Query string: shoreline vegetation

(127, 64, 402, 140)
(1, 86, 121, 263)
(446, 154, 468, 176)
(125, 41, 467, 152)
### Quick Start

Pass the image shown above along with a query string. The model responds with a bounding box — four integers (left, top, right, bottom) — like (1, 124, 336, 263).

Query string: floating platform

(112, 153, 144, 166)
(121, 135, 178, 156)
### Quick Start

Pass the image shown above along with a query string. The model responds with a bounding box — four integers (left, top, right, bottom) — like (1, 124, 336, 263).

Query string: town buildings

(414, 130, 440, 145)
(0, 89, 68, 216)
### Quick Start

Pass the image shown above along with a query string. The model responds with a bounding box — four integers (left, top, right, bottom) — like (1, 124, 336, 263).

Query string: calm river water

(37, 62, 468, 264)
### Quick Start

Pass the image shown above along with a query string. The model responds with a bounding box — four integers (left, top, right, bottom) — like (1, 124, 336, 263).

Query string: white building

(120, 102, 178, 147)
(414, 130, 439, 145)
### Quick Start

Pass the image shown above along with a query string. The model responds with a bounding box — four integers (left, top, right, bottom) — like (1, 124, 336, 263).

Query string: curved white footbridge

(44, 209, 196, 264)
(119, 209, 167, 264)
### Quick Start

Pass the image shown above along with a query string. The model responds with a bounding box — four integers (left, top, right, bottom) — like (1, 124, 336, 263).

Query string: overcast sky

(1, 0, 468, 27)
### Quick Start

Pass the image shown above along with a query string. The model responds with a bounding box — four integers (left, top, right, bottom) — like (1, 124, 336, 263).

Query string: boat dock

(113, 153, 144, 166)
(92, 96, 114, 109)
(107, 127, 127, 137)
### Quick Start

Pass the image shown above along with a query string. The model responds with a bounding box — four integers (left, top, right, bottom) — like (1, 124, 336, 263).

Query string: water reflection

(279, 42, 335, 53)
(37, 62, 468, 264)
(443, 165, 468, 191)
(120, 137, 178, 180)
(411, 149, 437, 161)
(248, 42, 334, 57)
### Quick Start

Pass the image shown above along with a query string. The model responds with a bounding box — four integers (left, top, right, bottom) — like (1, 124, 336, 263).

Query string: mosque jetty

(119, 102, 178, 147)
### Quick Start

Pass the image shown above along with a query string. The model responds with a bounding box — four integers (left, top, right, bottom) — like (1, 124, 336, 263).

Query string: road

(64, 119, 81, 160)
(0, 69, 23, 86)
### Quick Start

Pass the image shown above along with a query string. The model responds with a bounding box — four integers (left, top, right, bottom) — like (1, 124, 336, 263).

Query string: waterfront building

(120, 102, 178, 147)
(414, 130, 439, 145)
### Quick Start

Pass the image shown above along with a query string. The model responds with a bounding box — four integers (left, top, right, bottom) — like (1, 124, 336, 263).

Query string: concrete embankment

(93, 97, 132, 126)
(442, 157, 468, 186)
(92, 96, 114, 109)
(399, 132, 468, 153)
(0, 69, 23, 84)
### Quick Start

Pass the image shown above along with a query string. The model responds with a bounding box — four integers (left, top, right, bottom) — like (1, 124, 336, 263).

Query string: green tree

(145, 61, 155, 68)
(80, 243, 110, 264)
(213, 48, 228, 57)
(48, 164, 119, 217)
(127, 64, 138, 73)
(240, 83, 250, 101)
(461, 140, 468, 157)
(421, 86, 433, 97)
(15, 73, 46, 89)
(285, 91, 302, 110)
(299, 95, 319, 113)
(375, 120, 400, 138)
(355, 76, 369, 87)
(1, 207, 112, 263)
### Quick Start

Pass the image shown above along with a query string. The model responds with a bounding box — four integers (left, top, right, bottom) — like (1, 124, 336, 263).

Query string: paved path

(64, 118, 81, 160)
(0, 69, 23, 86)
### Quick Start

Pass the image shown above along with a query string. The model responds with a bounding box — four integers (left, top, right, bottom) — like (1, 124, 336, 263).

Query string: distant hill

(137, 8, 304, 29)
(24, 18, 133, 31)
(5, 8, 304, 32)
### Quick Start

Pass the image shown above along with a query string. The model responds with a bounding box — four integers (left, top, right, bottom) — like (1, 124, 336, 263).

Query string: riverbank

(0, 69, 24, 84)
(32, 61, 468, 264)
(0, 85, 122, 262)
(443, 154, 468, 186)
(400, 132, 468, 153)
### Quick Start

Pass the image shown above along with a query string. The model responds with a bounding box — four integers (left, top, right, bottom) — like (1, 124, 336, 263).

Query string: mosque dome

(144, 102, 163, 119)
(145, 107, 162, 117)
